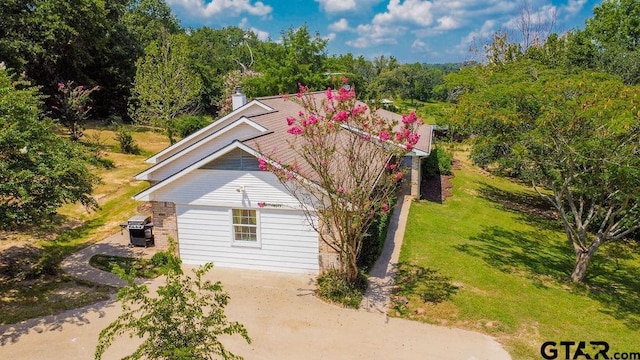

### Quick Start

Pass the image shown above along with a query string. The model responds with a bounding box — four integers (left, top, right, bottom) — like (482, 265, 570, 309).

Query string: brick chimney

(231, 86, 247, 111)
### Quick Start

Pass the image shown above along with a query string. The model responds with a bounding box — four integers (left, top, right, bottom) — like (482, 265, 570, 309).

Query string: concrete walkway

(60, 231, 157, 287)
(360, 184, 413, 313)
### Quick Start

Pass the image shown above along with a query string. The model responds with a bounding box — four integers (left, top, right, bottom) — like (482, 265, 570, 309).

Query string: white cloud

(562, 0, 587, 15)
(458, 19, 497, 52)
(503, 4, 558, 30)
(347, 23, 405, 48)
(325, 33, 337, 42)
(315, 0, 357, 13)
(167, 0, 272, 18)
(315, 0, 383, 13)
(435, 16, 460, 30)
(373, 0, 435, 27)
(411, 39, 428, 51)
(329, 18, 351, 32)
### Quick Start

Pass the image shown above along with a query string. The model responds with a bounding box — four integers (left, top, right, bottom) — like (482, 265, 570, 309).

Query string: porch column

(410, 156, 421, 199)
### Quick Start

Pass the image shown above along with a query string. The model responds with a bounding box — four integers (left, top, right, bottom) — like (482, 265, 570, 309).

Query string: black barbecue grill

(120, 215, 154, 247)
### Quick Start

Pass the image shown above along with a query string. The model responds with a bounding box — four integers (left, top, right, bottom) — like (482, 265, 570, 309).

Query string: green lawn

(397, 156, 640, 359)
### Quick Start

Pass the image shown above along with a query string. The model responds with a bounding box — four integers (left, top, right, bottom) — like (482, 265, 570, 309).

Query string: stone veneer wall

(318, 236, 340, 273)
(151, 201, 178, 251)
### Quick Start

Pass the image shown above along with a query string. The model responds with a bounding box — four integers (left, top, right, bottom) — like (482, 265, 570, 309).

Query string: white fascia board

(134, 117, 268, 181)
(134, 141, 260, 201)
(144, 100, 274, 164)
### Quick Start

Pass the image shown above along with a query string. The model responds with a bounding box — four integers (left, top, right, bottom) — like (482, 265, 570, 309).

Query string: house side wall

(176, 206, 319, 273)
(146, 123, 263, 182)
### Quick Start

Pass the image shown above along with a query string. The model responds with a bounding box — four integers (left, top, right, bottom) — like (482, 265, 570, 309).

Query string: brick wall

(151, 201, 177, 251)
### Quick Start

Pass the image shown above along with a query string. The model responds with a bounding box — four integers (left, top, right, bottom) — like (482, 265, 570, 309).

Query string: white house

(134, 89, 433, 274)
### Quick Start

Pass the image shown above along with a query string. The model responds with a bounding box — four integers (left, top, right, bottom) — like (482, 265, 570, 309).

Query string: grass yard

(397, 153, 640, 359)
(0, 125, 169, 324)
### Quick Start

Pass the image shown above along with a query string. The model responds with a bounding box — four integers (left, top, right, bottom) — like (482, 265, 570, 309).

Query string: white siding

(177, 206, 319, 273)
(146, 123, 262, 182)
(152, 169, 307, 209)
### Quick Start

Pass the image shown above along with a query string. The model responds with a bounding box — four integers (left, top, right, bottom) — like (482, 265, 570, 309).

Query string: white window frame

(230, 208, 261, 247)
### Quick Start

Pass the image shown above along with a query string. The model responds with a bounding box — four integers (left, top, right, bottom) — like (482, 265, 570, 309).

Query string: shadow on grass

(460, 184, 640, 330)
(477, 183, 561, 231)
(391, 262, 458, 314)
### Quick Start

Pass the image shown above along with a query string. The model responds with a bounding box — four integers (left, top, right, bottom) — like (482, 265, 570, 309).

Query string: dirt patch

(421, 174, 454, 203)
(421, 158, 461, 203)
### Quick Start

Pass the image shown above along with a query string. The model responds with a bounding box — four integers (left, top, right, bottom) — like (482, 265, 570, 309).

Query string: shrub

(172, 115, 211, 139)
(358, 192, 397, 271)
(114, 126, 140, 154)
(316, 269, 368, 308)
(422, 147, 453, 179)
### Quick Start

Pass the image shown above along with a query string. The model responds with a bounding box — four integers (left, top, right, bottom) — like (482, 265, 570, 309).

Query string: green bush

(172, 115, 211, 139)
(358, 193, 397, 271)
(114, 126, 140, 154)
(422, 147, 453, 179)
(316, 269, 368, 308)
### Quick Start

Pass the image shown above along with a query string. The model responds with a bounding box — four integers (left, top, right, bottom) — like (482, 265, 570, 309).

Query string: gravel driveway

(1, 266, 511, 360)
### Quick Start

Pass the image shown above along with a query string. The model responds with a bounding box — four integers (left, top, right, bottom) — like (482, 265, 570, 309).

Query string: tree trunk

(570, 240, 604, 283)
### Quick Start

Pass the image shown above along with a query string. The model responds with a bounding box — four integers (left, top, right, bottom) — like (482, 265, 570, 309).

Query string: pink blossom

(402, 112, 418, 125)
(406, 133, 420, 145)
(341, 76, 349, 84)
(405, 144, 414, 150)
(286, 116, 296, 126)
(325, 87, 333, 100)
(307, 114, 318, 125)
(382, 204, 389, 212)
(258, 158, 268, 171)
(57, 82, 64, 91)
(298, 111, 305, 117)
(337, 87, 355, 101)
(287, 125, 304, 135)
(385, 163, 397, 170)
(394, 172, 403, 181)
(332, 111, 349, 122)
(352, 104, 367, 115)
(297, 83, 309, 98)
(257, 202, 266, 208)
(379, 130, 390, 141)
(337, 186, 345, 194)
(395, 132, 405, 142)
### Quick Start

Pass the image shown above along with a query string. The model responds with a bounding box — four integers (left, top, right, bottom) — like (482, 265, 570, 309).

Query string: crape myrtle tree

(52, 81, 100, 141)
(260, 81, 422, 284)
(449, 60, 640, 282)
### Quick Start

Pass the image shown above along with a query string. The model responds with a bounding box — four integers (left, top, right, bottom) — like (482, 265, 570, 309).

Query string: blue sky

(167, 0, 602, 64)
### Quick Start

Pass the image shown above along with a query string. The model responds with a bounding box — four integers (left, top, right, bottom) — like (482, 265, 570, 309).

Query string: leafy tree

(187, 27, 261, 114)
(131, 32, 203, 143)
(52, 81, 100, 141)
(247, 25, 328, 96)
(95, 251, 250, 360)
(260, 83, 422, 284)
(451, 60, 640, 282)
(0, 67, 99, 228)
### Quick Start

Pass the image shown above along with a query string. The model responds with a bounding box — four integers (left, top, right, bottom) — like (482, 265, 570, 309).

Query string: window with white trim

(232, 209, 259, 244)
